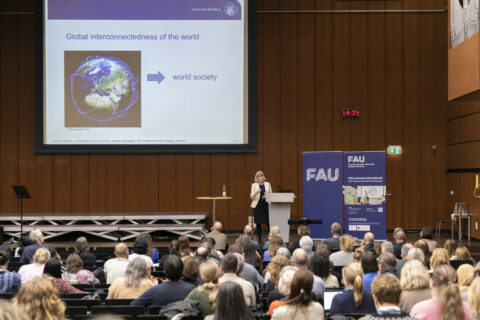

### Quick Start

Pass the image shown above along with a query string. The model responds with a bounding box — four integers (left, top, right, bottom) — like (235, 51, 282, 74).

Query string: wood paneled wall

(0, 0, 447, 231)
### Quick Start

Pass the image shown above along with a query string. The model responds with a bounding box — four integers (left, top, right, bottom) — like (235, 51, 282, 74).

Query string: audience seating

(104, 299, 135, 306)
(65, 306, 88, 319)
(91, 305, 146, 317)
(63, 298, 101, 310)
(450, 259, 475, 269)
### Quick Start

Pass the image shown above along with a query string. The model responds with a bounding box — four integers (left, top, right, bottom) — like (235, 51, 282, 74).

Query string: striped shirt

(0, 268, 21, 294)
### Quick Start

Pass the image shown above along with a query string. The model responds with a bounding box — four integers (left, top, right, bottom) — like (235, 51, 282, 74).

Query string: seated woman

(159, 239, 180, 267)
(107, 257, 155, 299)
(268, 266, 297, 315)
(129, 238, 154, 267)
(62, 253, 100, 285)
(468, 278, 480, 320)
(263, 236, 283, 262)
(185, 260, 220, 316)
(18, 247, 51, 284)
(243, 242, 262, 270)
(264, 255, 291, 294)
(454, 246, 475, 264)
(419, 227, 437, 253)
(135, 233, 159, 264)
(429, 248, 450, 271)
(74, 236, 97, 264)
(444, 239, 458, 260)
(457, 264, 475, 294)
(361, 251, 379, 292)
(410, 264, 470, 320)
(262, 226, 286, 251)
(330, 262, 376, 314)
(399, 260, 432, 313)
(272, 270, 324, 320)
(310, 254, 338, 288)
(204, 281, 253, 320)
(178, 235, 193, 258)
(329, 234, 355, 267)
(43, 258, 87, 295)
(182, 256, 202, 286)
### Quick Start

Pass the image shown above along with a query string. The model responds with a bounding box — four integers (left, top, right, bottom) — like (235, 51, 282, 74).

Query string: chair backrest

(63, 299, 101, 309)
(92, 306, 146, 316)
(65, 306, 88, 318)
(450, 259, 475, 270)
(147, 305, 163, 315)
(104, 299, 135, 306)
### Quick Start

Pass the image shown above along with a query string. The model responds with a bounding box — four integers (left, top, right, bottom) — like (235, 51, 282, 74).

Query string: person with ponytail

(272, 270, 324, 320)
(185, 260, 220, 316)
(410, 264, 470, 320)
(330, 262, 376, 314)
(468, 277, 480, 320)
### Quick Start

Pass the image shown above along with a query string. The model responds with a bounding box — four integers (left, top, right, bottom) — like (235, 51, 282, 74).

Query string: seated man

(393, 230, 406, 259)
(103, 243, 130, 284)
(243, 225, 259, 249)
(378, 252, 399, 278)
(291, 248, 325, 298)
(362, 232, 376, 255)
(218, 254, 256, 306)
(205, 221, 228, 251)
(323, 222, 341, 252)
(130, 255, 195, 307)
(0, 250, 21, 294)
(20, 230, 44, 264)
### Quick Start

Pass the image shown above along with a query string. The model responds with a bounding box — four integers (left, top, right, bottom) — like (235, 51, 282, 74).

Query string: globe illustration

(70, 56, 138, 124)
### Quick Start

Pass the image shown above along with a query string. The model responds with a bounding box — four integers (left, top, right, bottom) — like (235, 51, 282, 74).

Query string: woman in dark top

(75, 236, 97, 264)
(330, 262, 376, 314)
(159, 239, 180, 268)
(43, 258, 87, 295)
(182, 256, 202, 286)
(250, 171, 272, 242)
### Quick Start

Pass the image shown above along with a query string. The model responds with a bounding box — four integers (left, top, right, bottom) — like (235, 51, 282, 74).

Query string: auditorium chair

(91, 305, 146, 317)
(65, 306, 88, 319)
(450, 259, 474, 269)
(104, 299, 135, 306)
(63, 298, 101, 310)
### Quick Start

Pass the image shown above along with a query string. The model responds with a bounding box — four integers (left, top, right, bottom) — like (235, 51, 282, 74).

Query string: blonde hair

(265, 255, 291, 290)
(13, 275, 65, 320)
(268, 226, 282, 241)
(431, 265, 463, 320)
(268, 236, 284, 258)
(457, 264, 474, 287)
(199, 260, 220, 308)
(430, 248, 449, 268)
(340, 234, 354, 252)
(342, 263, 364, 307)
(0, 300, 30, 320)
(400, 260, 430, 290)
(33, 248, 51, 264)
(455, 246, 472, 260)
(278, 266, 297, 296)
(468, 278, 480, 318)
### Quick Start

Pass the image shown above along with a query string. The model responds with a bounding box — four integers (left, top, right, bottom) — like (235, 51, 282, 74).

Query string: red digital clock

(341, 107, 360, 119)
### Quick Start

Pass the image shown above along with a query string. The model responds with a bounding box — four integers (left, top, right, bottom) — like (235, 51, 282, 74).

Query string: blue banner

(302, 152, 343, 239)
(343, 151, 386, 240)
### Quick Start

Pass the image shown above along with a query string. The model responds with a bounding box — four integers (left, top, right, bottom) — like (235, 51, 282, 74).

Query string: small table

(451, 213, 471, 241)
(196, 196, 232, 226)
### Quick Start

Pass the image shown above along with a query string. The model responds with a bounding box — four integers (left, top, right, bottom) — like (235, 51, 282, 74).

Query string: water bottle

(222, 185, 227, 197)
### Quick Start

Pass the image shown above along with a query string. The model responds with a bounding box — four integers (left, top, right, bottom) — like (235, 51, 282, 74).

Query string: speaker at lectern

(265, 193, 295, 243)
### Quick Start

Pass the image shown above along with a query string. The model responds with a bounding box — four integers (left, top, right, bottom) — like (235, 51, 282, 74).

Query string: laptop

(323, 289, 344, 311)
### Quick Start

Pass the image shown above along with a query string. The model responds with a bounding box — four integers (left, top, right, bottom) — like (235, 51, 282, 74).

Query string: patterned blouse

(62, 270, 100, 285)
(52, 278, 88, 295)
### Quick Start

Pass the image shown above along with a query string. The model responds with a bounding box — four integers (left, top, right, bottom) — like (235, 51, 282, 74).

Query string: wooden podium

(265, 193, 295, 243)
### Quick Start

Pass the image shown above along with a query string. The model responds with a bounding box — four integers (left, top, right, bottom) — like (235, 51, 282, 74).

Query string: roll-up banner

(302, 152, 343, 239)
(343, 151, 386, 240)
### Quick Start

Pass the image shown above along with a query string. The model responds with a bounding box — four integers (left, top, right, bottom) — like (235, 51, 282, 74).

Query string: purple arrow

(147, 71, 165, 84)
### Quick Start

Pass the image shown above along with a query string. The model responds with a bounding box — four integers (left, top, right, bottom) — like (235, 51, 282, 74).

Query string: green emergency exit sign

(387, 146, 402, 155)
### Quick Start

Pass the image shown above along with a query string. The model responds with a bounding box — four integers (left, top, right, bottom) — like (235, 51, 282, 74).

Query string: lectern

(265, 193, 295, 243)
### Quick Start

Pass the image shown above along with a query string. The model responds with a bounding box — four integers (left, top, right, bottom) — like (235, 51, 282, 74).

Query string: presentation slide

(40, 0, 254, 151)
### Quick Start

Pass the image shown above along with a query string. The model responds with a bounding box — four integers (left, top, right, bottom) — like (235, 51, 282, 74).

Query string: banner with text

(343, 151, 386, 239)
(303, 152, 343, 239)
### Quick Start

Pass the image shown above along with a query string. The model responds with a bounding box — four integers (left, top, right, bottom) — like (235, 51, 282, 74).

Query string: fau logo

(347, 156, 365, 163)
(305, 168, 339, 182)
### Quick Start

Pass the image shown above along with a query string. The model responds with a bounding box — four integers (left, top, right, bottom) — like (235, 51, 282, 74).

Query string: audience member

(276, 247, 291, 260)
(410, 264, 470, 320)
(43, 258, 87, 295)
(160, 239, 181, 267)
(200, 238, 222, 264)
(243, 241, 262, 270)
(374, 242, 382, 257)
(430, 248, 450, 270)
(330, 262, 376, 314)
(291, 248, 325, 298)
(107, 257, 155, 299)
(361, 251, 379, 292)
(463, 261, 480, 301)
(228, 244, 264, 288)
(288, 225, 312, 252)
(19, 230, 44, 264)
(381, 241, 394, 255)
(378, 252, 398, 278)
(195, 246, 210, 264)
(362, 232, 376, 255)
(264, 255, 291, 293)
(361, 274, 415, 320)
(13, 275, 66, 320)
(272, 270, 324, 320)
(131, 255, 195, 307)
(455, 246, 475, 263)
(182, 256, 202, 286)
(299, 236, 314, 258)
(0, 250, 21, 293)
(468, 277, 480, 320)
(399, 260, 432, 313)
(243, 224, 260, 249)
(264, 236, 283, 262)
(263, 226, 285, 251)
(218, 254, 256, 306)
(268, 266, 298, 315)
(103, 242, 130, 284)
(74, 236, 97, 264)
(178, 235, 193, 257)
(444, 239, 458, 260)
(314, 243, 331, 257)
(393, 230, 406, 259)
(185, 260, 220, 316)
(0, 300, 30, 320)
(18, 247, 50, 284)
(310, 253, 339, 288)
(63, 253, 100, 285)
(129, 238, 154, 267)
(204, 281, 253, 320)
(205, 221, 228, 251)
(396, 243, 414, 274)
(47, 245, 62, 261)
(354, 247, 364, 263)
(324, 222, 342, 252)
(419, 227, 437, 253)
(414, 240, 430, 267)
(407, 247, 426, 266)
(457, 264, 475, 294)
(329, 234, 355, 266)
(135, 233, 159, 263)
(15, 234, 32, 258)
